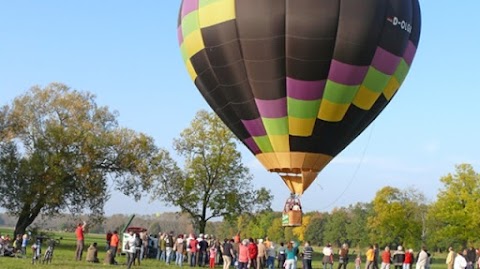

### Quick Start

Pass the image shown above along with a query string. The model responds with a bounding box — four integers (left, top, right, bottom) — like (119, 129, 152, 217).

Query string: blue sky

(1, 1, 479, 216)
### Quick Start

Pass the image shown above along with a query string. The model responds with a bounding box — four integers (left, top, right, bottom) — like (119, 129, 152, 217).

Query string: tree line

(1, 84, 479, 252)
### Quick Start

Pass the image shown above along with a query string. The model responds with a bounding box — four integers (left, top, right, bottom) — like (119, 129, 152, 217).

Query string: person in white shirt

(454, 249, 468, 269)
(415, 247, 428, 269)
(323, 243, 333, 269)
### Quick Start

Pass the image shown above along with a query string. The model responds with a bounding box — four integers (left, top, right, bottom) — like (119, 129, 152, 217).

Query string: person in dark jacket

(392, 246, 405, 269)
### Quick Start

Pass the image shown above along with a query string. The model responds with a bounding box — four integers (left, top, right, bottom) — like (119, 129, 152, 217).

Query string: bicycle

(42, 238, 61, 264)
(31, 238, 43, 264)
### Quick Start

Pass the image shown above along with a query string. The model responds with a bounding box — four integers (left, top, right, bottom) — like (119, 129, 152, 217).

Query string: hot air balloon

(177, 0, 421, 226)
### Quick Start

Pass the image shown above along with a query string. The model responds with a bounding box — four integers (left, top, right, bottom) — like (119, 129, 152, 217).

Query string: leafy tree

(427, 164, 480, 247)
(0, 84, 163, 236)
(345, 203, 372, 248)
(292, 214, 312, 242)
(149, 110, 272, 233)
(323, 208, 349, 247)
(266, 218, 284, 243)
(368, 186, 425, 247)
(304, 212, 327, 245)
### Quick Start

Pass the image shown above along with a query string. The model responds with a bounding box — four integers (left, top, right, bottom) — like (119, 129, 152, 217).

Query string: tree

(292, 214, 312, 242)
(427, 164, 480, 248)
(0, 84, 163, 236)
(368, 186, 425, 247)
(304, 212, 327, 245)
(149, 110, 272, 233)
(323, 208, 349, 247)
(345, 203, 372, 248)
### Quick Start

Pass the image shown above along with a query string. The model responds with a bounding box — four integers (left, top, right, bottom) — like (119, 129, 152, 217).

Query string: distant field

(0, 227, 448, 269)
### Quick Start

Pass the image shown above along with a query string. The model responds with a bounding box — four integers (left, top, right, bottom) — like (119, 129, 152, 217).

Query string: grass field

(0, 227, 448, 269)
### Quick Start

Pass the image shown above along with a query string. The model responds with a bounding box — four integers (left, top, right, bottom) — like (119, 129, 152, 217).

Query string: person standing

(366, 245, 375, 269)
(284, 242, 298, 269)
(415, 246, 428, 269)
(126, 231, 137, 269)
(454, 249, 468, 269)
(338, 243, 350, 269)
(302, 241, 313, 269)
(109, 230, 120, 265)
(75, 221, 87, 261)
(381, 246, 391, 269)
(467, 246, 477, 269)
(21, 233, 29, 257)
(210, 244, 218, 268)
(404, 249, 413, 269)
(166, 231, 174, 264)
(446, 247, 456, 269)
(176, 234, 185, 267)
(248, 238, 259, 269)
(277, 242, 286, 269)
(374, 244, 380, 269)
(266, 243, 276, 269)
(323, 243, 334, 269)
(222, 239, 235, 269)
(106, 231, 112, 251)
(393, 246, 405, 269)
(355, 254, 362, 269)
(238, 239, 251, 269)
(257, 239, 267, 269)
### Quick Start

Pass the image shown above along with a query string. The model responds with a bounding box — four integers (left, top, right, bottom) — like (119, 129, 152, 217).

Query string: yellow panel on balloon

(288, 117, 315, 136)
(199, 0, 235, 28)
(383, 77, 400, 100)
(269, 135, 289, 152)
(275, 152, 291, 169)
(352, 85, 381, 110)
(183, 30, 205, 61)
(186, 60, 197, 81)
(317, 99, 350, 122)
(290, 152, 307, 170)
(312, 154, 333, 171)
(256, 153, 280, 171)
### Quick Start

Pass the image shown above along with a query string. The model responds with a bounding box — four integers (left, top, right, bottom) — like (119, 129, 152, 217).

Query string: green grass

(0, 227, 447, 269)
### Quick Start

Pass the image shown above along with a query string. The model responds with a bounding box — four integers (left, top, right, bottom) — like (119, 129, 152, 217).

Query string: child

(355, 254, 362, 269)
(210, 245, 217, 268)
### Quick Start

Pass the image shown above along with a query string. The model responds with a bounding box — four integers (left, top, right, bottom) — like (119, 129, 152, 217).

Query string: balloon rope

(318, 121, 375, 211)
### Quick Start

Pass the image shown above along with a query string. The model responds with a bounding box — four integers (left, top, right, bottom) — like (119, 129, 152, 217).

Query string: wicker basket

(282, 210, 302, 227)
(288, 210, 302, 226)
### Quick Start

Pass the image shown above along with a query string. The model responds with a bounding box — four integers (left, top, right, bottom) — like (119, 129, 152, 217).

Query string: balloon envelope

(178, 0, 421, 194)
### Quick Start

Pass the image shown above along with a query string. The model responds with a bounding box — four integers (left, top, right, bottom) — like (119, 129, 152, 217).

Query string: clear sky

(1, 1, 479, 216)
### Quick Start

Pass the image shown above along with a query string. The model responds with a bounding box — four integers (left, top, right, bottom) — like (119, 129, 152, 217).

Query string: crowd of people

(80, 226, 480, 269)
(4, 223, 480, 269)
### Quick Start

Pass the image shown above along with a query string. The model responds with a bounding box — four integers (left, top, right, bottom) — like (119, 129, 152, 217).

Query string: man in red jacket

(248, 238, 258, 269)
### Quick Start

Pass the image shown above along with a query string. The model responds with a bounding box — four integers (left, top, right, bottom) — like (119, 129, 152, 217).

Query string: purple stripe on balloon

(403, 41, 417, 66)
(244, 137, 261, 154)
(286, 77, 326, 100)
(242, 118, 267, 136)
(255, 98, 287, 118)
(181, 0, 199, 19)
(177, 26, 183, 45)
(371, 47, 401, 75)
(328, 60, 369, 86)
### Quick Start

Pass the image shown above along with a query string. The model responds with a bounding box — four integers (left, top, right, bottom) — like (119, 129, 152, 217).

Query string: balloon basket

(282, 195, 303, 227)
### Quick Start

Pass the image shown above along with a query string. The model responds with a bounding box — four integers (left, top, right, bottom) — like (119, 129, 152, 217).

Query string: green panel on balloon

(262, 117, 288, 135)
(182, 11, 200, 38)
(363, 67, 391, 93)
(253, 136, 274, 153)
(287, 98, 321, 119)
(393, 60, 410, 85)
(323, 81, 359, 104)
